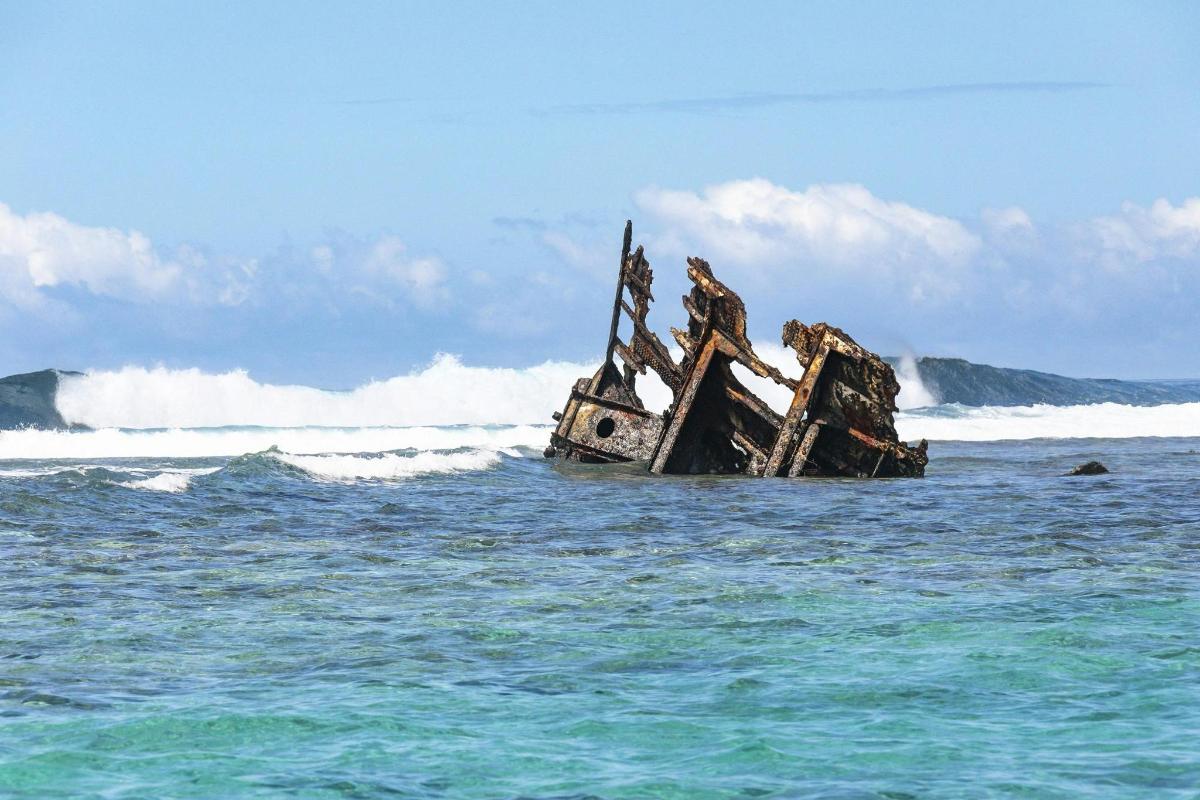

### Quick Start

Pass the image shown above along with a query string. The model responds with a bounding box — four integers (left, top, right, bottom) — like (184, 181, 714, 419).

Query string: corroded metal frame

(546, 222, 928, 478)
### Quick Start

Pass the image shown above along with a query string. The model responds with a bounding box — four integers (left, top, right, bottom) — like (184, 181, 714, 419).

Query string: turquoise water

(0, 436, 1197, 798)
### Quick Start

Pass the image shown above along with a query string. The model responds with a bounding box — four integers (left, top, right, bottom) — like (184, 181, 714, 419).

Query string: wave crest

(273, 448, 516, 482)
(896, 401, 1200, 441)
(54, 349, 935, 432)
(0, 424, 549, 460)
(56, 356, 592, 429)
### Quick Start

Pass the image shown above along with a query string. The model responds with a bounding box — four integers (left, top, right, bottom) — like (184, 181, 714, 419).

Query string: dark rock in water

(0, 369, 82, 430)
(897, 357, 1200, 408)
(1068, 461, 1109, 476)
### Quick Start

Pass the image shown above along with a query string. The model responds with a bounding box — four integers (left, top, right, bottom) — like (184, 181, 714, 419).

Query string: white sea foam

(0, 424, 549, 460)
(896, 402, 1200, 442)
(118, 468, 219, 493)
(273, 448, 516, 482)
(56, 356, 593, 429)
(53, 347, 941, 433)
(0, 464, 219, 491)
(0, 356, 1187, 461)
(0, 401, 1195, 467)
(895, 353, 938, 408)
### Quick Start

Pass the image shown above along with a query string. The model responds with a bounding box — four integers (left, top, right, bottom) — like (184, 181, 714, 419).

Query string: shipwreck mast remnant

(545, 222, 928, 477)
(543, 222, 676, 463)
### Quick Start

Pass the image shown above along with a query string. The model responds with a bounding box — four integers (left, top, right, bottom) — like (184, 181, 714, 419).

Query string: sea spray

(26, 355, 1200, 455)
(895, 353, 938, 408)
(55, 356, 593, 429)
(54, 348, 812, 430)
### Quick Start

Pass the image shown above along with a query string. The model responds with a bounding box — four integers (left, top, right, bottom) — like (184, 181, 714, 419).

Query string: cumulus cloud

(0, 202, 184, 305)
(0, 202, 449, 313)
(362, 236, 448, 307)
(635, 179, 981, 301)
(540, 230, 611, 279)
(10, 188, 1200, 381)
(0, 202, 269, 309)
(298, 232, 449, 310)
(632, 179, 1200, 317)
(1077, 197, 1200, 267)
(982, 206, 1034, 235)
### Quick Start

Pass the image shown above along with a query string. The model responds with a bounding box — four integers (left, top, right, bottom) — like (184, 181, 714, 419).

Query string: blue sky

(2, 1, 1198, 385)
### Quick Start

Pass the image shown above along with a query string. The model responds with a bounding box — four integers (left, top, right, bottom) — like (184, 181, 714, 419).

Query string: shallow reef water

(0, 433, 1197, 798)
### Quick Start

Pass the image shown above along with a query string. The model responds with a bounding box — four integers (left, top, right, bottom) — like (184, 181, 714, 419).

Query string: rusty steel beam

(763, 343, 831, 477)
(546, 222, 929, 478)
(649, 327, 717, 474)
(601, 221, 633, 371)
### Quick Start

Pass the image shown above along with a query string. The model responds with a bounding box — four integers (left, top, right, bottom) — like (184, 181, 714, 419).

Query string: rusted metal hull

(547, 365, 664, 464)
(544, 222, 928, 478)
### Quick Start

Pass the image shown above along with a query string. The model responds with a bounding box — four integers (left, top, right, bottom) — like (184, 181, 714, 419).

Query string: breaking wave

(0, 400, 1196, 468)
(0, 356, 1185, 471)
(53, 349, 938, 432)
(117, 468, 220, 492)
(0, 447, 518, 489)
(55, 356, 593, 429)
(273, 448, 517, 482)
(896, 402, 1200, 442)
(0, 464, 220, 492)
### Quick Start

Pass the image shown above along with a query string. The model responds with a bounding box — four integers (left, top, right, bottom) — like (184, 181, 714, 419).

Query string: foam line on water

(0, 425, 550, 460)
(118, 469, 220, 493)
(897, 402, 1200, 441)
(1, 401, 1197, 464)
(0, 464, 220, 492)
(273, 448, 515, 482)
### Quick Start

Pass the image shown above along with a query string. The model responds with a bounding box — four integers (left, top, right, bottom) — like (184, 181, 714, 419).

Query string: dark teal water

(0, 437, 1197, 798)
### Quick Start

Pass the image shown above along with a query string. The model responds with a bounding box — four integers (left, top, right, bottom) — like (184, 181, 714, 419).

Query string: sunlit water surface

(0, 435, 1197, 798)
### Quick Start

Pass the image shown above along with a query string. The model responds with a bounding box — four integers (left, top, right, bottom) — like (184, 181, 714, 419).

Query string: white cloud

(1078, 197, 1200, 267)
(311, 244, 335, 274)
(636, 179, 981, 301)
(0, 203, 449, 312)
(361, 235, 449, 308)
(0, 203, 266, 309)
(0, 202, 184, 305)
(540, 230, 610, 279)
(982, 206, 1034, 234)
(633, 179, 1200, 319)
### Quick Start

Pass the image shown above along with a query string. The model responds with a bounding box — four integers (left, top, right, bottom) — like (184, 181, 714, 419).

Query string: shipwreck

(544, 222, 928, 478)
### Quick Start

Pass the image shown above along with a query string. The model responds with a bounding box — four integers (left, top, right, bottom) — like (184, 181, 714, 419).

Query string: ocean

(0, 364, 1198, 798)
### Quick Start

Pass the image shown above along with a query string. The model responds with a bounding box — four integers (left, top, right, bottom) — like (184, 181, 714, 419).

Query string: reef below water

(0, 430, 1196, 798)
